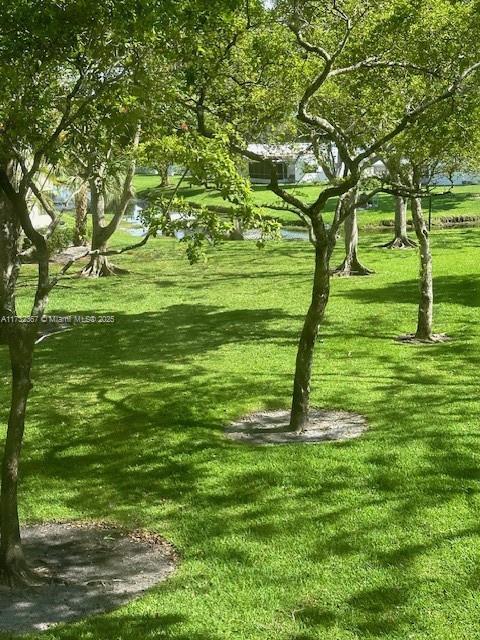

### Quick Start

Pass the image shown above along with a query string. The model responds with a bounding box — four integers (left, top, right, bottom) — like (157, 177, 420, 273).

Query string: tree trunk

(333, 207, 373, 276)
(0, 164, 22, 345)
(289, 241, 330, 433)
(382, 196, 416, 248)
(0, 164, 51, 588)
(81, 186, 127, 277)
(81, 237, 126, 277)
(228, 217, 244, 241)
(73, 182, 88, 246)
(0, 326, 40, 587)
(82, 246, 111, 277)
(411, 197, 433, 340)
(160, 166, 169, 188)
(81, 127, 139, 277)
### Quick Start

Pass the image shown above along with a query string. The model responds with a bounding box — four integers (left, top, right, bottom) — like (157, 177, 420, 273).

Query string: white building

(247, 143, 386, 184)
(247, 143, 327, 184)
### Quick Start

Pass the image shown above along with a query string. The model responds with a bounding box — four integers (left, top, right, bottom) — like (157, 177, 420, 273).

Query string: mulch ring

(0, 522, 177, 635)
(225, 409, 368, 446)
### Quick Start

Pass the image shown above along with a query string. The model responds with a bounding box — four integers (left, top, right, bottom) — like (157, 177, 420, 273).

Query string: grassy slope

(1, 228, 480, 639)
(134, 175, 480, 229)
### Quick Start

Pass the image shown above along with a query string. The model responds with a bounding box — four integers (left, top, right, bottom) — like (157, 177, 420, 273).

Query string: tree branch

(355, 61, 480, 165)
(104, 123, 142, 237)
(293, 27, 331, 62)
(46, 231, 154, 292)
(330, 58, 442, 78)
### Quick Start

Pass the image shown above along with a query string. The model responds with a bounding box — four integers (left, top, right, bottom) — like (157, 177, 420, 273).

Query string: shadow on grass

(66, 613, 219, 640)
(1, 273, 479, 638)
(22, 304, 296, 508)
(336, 273, 480, 307)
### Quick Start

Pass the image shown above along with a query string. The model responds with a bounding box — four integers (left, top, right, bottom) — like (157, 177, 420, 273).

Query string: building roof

(247, 143, 314, 162)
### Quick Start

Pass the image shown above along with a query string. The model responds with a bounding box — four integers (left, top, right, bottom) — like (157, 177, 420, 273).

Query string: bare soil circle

(226, 409, 368, 445)
(395, 333, 451, 345)
(0, 522, 177, 635)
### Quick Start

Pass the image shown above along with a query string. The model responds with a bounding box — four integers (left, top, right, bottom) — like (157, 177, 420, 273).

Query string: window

(249, 160, 288, 180)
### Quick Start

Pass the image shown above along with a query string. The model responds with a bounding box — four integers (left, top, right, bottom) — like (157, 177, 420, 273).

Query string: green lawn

(1, 228, 480, 639)
(134, 174, 480, 230)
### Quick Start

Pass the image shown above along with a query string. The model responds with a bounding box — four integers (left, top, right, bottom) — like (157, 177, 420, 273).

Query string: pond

(126, 202, 313, 242)
(125, 201, 480, 243)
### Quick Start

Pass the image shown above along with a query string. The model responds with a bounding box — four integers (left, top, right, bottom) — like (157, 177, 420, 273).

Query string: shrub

(47, 225, 75, 255)
(22, 223, 76, 258)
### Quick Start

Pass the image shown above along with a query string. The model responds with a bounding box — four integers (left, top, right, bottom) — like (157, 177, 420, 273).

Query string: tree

(0, 0, 261, 583)
(81, 124, 142, 277)
(380, 155, 417, 248)
(0, 0, 162, 585)
(383, 95, 480, 341)
(314, 144, 373, 276)
(333, 185, 374, 276)
(63, 62, 150, 277)
(182, 0, 480, 431)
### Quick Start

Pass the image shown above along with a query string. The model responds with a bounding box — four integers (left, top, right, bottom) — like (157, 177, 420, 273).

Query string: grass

(1, 226, 480, 639)
(134, 174, 480, 230)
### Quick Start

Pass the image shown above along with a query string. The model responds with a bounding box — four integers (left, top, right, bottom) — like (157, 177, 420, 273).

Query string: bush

(22, 223, 75, 258)
(47, 225, 75, 254)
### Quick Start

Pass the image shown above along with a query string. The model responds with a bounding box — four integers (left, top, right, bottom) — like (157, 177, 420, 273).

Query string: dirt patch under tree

(0, 522, 177, 635)
(226, 409, 368, 445)
(395, 333, 451, 345)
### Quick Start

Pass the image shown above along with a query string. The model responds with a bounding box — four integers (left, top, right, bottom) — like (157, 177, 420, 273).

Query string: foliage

(46, 224, 76, 256)
(22, 224, 76, 257)
(181, 0, 480, 231)
(139, 131, 281, 262)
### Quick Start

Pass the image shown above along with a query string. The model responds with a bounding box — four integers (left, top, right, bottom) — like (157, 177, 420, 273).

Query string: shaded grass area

(0, 228, 480, 639)
(134, 175, 480, 230)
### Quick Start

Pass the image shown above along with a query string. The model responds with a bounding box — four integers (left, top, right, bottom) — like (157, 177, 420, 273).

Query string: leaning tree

(0, 0, 266, 585)
(0, 0, 167, 585)
(181, 0, 480, 432)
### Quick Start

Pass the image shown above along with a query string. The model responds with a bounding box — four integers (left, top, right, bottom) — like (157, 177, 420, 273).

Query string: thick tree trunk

(81, 189, 127, 277)
(0, 327, 40, 587)
(333, 208, 373, 276)
(289, 241, 330, 433)
(81, 237, 126, 277)
(382, 196, 416, 248)
(73, 182, 88, 246)
(411, 197, 433, 340)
